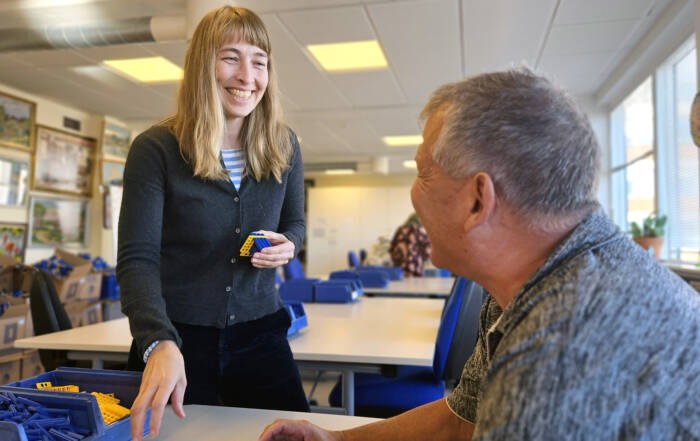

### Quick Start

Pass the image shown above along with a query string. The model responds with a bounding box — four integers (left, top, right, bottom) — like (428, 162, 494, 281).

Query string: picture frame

(100, 121, 131, 162)
(0, 155, 29, 206)
(28, 195, 89, 248)
(32, 125, 95, 197)
(101, 159, 125, 187)
(0, 222, 28, 263)
(0, 91, 36, 152)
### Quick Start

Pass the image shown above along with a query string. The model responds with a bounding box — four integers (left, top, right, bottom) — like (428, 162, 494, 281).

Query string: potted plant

(629, 212, 667, 258)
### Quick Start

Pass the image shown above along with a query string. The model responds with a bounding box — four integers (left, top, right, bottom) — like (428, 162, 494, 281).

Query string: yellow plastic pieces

(240, 234, 267, 256)
(34, 382, 131, 424)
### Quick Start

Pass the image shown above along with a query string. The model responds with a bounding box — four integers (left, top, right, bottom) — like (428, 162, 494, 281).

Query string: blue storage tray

(284, 302, 308, 336)
(360, 265, 404, 281)
(1, 367, 149, 441)
(100, 273, 120, 301)
(355, 269, 390, 288)
(278, 278, 319, 303)
(329, 270, 360, 282)
(315, 280, 361, 303)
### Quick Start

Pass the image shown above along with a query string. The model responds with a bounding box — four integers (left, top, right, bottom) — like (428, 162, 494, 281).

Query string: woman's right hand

(130, 340, 187, 441)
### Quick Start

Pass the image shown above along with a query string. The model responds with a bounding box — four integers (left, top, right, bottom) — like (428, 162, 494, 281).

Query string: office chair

(29, 269, 75, 371)
(359, 249, 367, 265)
(283, 257, 305, 280)
(348, 251, 360, 269)
(329, 277, 482, 417)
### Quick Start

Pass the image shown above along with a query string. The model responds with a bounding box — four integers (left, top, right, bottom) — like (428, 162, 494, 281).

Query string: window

(611, 37, 700, 262)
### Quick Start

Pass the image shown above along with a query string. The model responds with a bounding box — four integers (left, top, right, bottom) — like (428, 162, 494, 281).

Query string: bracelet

(143, 340, 160, 363)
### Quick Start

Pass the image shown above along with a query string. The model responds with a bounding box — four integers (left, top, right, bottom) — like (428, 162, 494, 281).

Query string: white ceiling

(0, 0, 674, 174)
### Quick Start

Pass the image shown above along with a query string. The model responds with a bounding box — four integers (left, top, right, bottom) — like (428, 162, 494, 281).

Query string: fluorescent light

(103, 56, 183, 83)
(382, 135, 423, 147)
(307, 40, 388, 72)
(324, 169, 355, 175)
(403, 160, 417, 169)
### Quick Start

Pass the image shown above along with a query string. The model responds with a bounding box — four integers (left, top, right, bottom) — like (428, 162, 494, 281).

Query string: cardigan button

(234, 196, 240, 202)
(225, 286, 232, 292)
(230, 257, 237, 264)
(235, 227, 241, 234)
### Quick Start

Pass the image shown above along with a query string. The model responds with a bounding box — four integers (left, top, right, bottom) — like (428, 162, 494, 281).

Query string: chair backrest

(442, 281, 483, 385)
(348, 251, 360, 268)
(432, 277, 467, 378)
(359, 249, 367, 264)
(283, 257, 305, 280)
(30, 270, 72, 335)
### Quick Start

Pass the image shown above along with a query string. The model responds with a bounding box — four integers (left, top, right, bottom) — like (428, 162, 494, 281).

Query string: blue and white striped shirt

(221, 148, 245, 191)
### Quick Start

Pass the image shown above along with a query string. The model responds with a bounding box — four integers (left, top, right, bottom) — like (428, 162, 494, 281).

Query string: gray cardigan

(117, 125, 305, 358)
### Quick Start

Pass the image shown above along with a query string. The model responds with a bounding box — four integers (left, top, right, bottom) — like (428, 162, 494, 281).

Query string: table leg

(342, 368, 354, 416)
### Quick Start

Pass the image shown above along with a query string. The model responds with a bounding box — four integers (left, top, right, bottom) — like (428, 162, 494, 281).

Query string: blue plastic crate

(360, 265, 404, 281)
(355, 269, 390, 288)
(1, 367, 149, 441)
(100, 273, 119, 301)
(314, 280, 361, 303)
(284, 302, 308, 336)
(329, 270, 360, 282)
(278, 278, 319, 303)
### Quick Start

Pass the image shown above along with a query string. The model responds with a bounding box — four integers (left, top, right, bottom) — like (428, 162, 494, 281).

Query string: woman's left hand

(251, 230, 295, 268)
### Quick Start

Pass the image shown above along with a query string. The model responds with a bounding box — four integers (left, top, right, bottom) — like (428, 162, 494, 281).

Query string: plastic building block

(34, 382, 52, 390)
(240, 234, 272, 257)
(98, 402, 130, 425)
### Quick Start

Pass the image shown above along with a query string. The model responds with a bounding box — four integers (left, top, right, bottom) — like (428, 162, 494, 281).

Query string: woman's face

(215, 39, 269, 122)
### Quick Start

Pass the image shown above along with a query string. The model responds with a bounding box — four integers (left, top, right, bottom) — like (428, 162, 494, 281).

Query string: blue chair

(329, 277, 481, 417)
(359, 249, 367, 265)
(348, 251, 360, 268)
(283, 257, 305, 280)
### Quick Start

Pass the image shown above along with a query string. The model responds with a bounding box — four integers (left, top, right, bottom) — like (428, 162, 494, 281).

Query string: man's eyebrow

(219, 47, 268, 58)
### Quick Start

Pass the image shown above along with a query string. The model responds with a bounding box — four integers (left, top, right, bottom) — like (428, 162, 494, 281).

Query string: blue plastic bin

(284, 302, 308, 336)
(354, 269, 390, 288)
(100, 272, 120, 301)
(1, 367, 149, 441)
(278, 278, 319, 303)
(315, 280, 361, 303)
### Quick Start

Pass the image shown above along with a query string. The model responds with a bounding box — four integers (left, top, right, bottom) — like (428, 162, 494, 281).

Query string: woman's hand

(251, 230, 295, 268)
(258, 419, 343, 441)
(130, 340, 187, 441)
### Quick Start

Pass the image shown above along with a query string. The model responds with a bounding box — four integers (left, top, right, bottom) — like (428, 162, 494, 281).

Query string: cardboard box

(46, 249, 102, 303)
(20, 349, 43, 380)
(64, 300, 102, 328)
(0, 297, 29, 350)
(0, 349, 23, 385)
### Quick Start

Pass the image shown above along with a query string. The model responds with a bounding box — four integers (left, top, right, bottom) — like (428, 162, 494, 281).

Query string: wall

(577, 95, 611, 214)
(0, 81, 118, 266)
(306, 174, 415, 276)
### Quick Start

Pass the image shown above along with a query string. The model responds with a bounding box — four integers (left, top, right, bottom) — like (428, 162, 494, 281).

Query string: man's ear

(463, 172, 496, 233)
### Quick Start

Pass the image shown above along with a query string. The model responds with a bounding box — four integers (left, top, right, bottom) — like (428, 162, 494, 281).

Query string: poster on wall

(100, 122, 131, 162)
(0, 156, 29, 206)
(28, 195, 89, 247)
(0, 91, 35, 152)
(101, 160, 125, 187)
(32, 125, 95, 196)
(0, 222, 27, 263)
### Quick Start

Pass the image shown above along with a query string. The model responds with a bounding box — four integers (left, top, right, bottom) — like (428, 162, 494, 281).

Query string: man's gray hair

(421, 68, 600, 229)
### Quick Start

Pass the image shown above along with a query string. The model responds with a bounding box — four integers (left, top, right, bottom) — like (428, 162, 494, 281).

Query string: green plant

(629, 212, 668, 238)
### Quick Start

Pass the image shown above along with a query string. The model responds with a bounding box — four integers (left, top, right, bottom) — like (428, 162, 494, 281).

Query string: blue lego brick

(2, 367, 150, 441)
(278, 278, 319, 303)
(252, 236, 271, 253)
(284, 302, 308, 336)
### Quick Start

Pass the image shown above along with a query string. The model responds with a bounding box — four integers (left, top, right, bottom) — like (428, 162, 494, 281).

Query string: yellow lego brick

(100, 402, 131, 425)
(240, 234, 267, 256)
(92, 392, 120, 405)
(35, 382, 53, 390)
(48, 385, 80, 393)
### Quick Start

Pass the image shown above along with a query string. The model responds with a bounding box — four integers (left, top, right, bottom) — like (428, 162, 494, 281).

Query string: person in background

(117, 6, 308, 441)
(389, 213, 431, 277)
(258, 68, 700, 441)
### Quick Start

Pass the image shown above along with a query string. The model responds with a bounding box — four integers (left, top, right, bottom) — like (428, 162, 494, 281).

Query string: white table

(362, 277, 455, 298)
(14, 297, 444, 415)
(157, 405, 379, 440)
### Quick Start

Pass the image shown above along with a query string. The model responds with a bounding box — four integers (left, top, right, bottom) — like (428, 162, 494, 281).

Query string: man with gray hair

(259, 69, 700, 441)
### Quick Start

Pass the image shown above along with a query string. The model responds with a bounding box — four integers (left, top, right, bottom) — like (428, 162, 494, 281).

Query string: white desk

(157, 405, 379, 440)
(14, 297, 444, 415)
(362, 277, 455, 298)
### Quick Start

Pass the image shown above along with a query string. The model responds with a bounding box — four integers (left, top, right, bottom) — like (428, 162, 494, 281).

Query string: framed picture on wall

(32, 125, 95, 197)
(0, 155, 29, 206)
(28, 195, 89, 248)
(0, 222, 27, 263)
(100, 121, 131, 162)
(101, 160, 125, 187)
(0, 91, 36, 152)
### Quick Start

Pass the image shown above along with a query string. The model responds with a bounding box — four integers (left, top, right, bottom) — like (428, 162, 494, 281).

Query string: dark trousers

(128, 308, 309, 412)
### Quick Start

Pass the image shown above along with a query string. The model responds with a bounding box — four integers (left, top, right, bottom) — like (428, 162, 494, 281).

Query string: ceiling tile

(73, 43, 155, 63)
(554, 0, 654, 25)
(328, 70, 406, 107)
(321, 118, 385, 154)
(462, 0, 558, 76)
(11, 49, 92, 67)
(368, 0, 462, 105)
(543, 20, 640, 56)
(278, 6, 374, 44)
(539, 52, 616, 94)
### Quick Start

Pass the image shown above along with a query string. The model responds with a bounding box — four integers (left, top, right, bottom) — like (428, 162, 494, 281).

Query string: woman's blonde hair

(163, 6, 291, 182)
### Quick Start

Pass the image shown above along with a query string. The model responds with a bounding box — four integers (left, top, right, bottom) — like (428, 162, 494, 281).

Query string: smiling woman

(116, 6, 308, 441)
